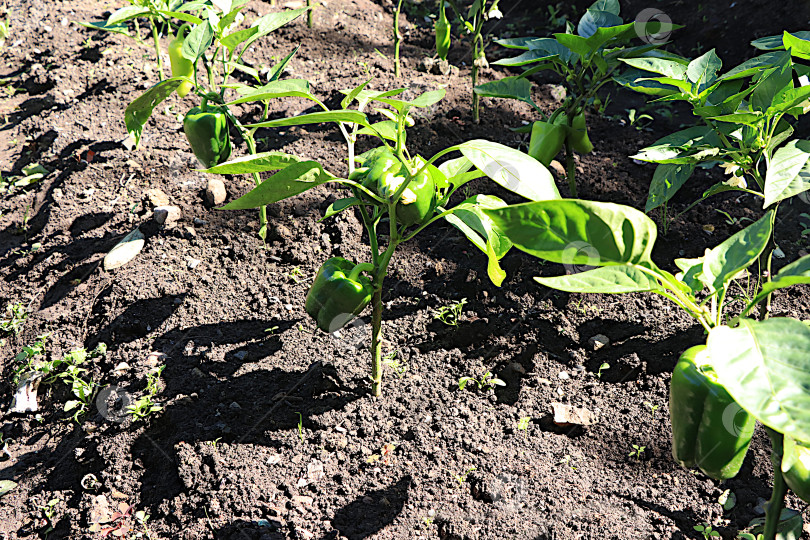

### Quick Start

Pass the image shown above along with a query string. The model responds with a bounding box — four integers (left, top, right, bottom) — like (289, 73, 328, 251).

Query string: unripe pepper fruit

(169, 24, 194, 98)
(435, 1, 451, 61)
(669, 345, 756, 480)
(528, 120, 567, 166)
(183, 98, 232, 168)
(782, 437, 810, 503)
(305, 258, 374, 332)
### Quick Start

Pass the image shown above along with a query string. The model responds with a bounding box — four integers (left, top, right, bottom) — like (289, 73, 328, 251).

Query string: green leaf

(751, 52, 793, 112)
(374, 89, 446, 113)
(783, 31, 810, 60)
(202, 151, 301, 174)
(456, 140, 560, 202)
(221, 27, 258, 53)
(745, 255, 810, 311)
(707, 318, 810, 444)
(554, 33, 591, 57)
(645, 163, 696, 212)
(341, 78, 373, 109)
(243, 7, 308, 52)
(182, 19, 214, 61)
(444, 195, 512, 286)
(577, 9, 622, 39)
(686, 49, 722, 93)
(64, 400, 81, 412)
(632, 126, 716, 164)
(247, 110, 370, 129)
(493, 49, 561, 67)
(614, 67, 681, 96)
(124, 78, 187, 149)
(473, 77, 535, 108)
(357, 121, 398, 142)
(535, 264, 661, 293)
(495, 37, 539, 50)
(706, 112, 763, 126)
(771, 86, 810, 114)
(107, 5, 151, 24)
(227, 79, 315, 104)
(752, 31, 810, 50)
(321, 197, 360, 221)
(764, 140, 810, 207)
(719, 52, 786, 81)
(583, 22, 638, 51)
(484, 199, 658, 267)
(620, 57, 689, 79)
(220, 161, 335, 209)
(157, 10, 203, 24)
(700, 210, 773, 292)
(76, 20, 130, 35)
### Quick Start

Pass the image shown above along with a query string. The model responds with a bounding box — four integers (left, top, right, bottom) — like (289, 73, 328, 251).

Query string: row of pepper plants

(83, 0, 810, 537)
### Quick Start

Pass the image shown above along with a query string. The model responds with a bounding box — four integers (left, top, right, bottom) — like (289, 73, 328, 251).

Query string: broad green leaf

(157, 10, 203, 24)
(473, 77, 535, 108)
(221, 27, 258, 53)
(554, 33, 591, 57)
(637, 76, 693, 94)
(613, 68, 680, 96)
(706, 112, 763, 126)
(745, 255, 810, 310)
(76, 20, 130, 35)
(495, 37, 539, 50)
(764, 140, 810, 207)
(686, 49, 722, 93)
(577, 9, 622, 39)
(444, 195, 512, 286)
(645, 163, 696, 212)
(528, 37, 579, 64)
(584, 22, 638, 50)
(751, 52, 793, 112)
(182, 19, 214, 61)
(456, 140, 560, 202)
(535, 264, 661, 293)
(243, 7, 308, 51)
(700, 210, 773, 292)
(227, 79, 315, 104)
(202, 151, 301, 174)
(493, 49, 561, 67)
(588, 0, 620, 15)
(357, 121, 398, 142)
(484, 199, 658, 267)
(247, 110, 370, 129)
(708, 318, 810, 444)
(374, 89, 446, 113)
(771, 86, 810, 114)
(340, 78, 373, 109)
(632, 126, 715, 164)
(752, 31, 810, 50)
(783, 31, 810, 60)
(619, 57, 688, 79)
(124, 78, 187, 149)
(321, 197, 360, 221)
(340, 88, 406, 110)
(266, 45, 300, 83)
(107, 5, 151, 24)
(220, 161, 334, 209)
(719, 52, 786, 81)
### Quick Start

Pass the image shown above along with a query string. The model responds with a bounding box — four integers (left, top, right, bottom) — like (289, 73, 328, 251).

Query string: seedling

(0, 302, 27, 335)
(596, 362, 610, 379)
(382, 351, 408, 378)
(295, 412, 304, 443)
(433, 298, 467, 327)
(458, 371, 505, 391)
(628, 444, 646, 460)
(451, 466, 477, 484)
(127, 365, 164, 421)
(517, 416, 531, 437)
(644, 401, 660, 421)
(694, 523, 720, 539)
(287, 266, 305, 284)
(626, 108, 653, 130)
(38, 497, 59, 537)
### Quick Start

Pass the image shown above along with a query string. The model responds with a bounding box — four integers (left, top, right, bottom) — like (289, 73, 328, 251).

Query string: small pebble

(204, 178, 227, 206)
(558, 371, 570, 380)
(588, 334, 610, 350)
(153, 205, 181, 225)
(186, 257, 200, 270)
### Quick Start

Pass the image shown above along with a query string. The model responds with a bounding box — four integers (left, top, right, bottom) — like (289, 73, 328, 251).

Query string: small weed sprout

(517, 416, 531, 437)
(295, 412, 304, 443)
(382, 350, 408, 378)
(1, 302, 28, 335)
(628, 444, 646, 460)
(452, 466, 477, 484)
(433, 298, 467, 327)
(287, 266, 305, 284)
(693, 523, 721, 539)
(458, 371, 505, 391)
(644, 401, 660, 420)
(127, 365, 164, 421)
(596, 362, 610, 379)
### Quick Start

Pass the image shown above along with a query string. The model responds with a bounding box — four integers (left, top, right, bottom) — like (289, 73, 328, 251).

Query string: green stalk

(150, 17, 165, 80)
(393, 0, 404, 78)
(471, 23, 483, 123)
(763, 429, 788, 540)
(564, 139, 578, 198)
(307, 0, 313, 28)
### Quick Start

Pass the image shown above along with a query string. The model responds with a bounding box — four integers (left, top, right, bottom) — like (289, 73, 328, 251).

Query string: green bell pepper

(183, 99, 232, 169)
(567, 112, 593, 154)
(528, 120, 567, 166)
(669, 345, 756, 480)
(782, 437, 810, 503)
(169, 24, 194, 98)
(305, 258, 374, 332)
(435, 1, 451, 61)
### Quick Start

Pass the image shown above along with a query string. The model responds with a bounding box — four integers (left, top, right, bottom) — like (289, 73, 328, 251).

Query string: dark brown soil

(2, 1, 810, 539)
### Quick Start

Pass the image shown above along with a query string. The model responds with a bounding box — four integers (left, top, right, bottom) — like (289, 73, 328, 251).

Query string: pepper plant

(484, 198, 810, 538)
(475, 0, 674, 196)
(121, 3, 309, 239)
(616, 31, 810, 214)
(443, 0, 502, 123)
(197, 83, 559, 396)
(79, 0, 205, 81)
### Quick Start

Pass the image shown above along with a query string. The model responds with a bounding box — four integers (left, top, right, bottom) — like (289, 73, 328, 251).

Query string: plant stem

(150, 18, 165, 81)
(564, 139, 577, 198)
(471, 28, 483, 123)
(307, 0, 313, 28)
(370, 286, 383, 396)
(763, 429, 788, 540)
(393, 0, 404, 78)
